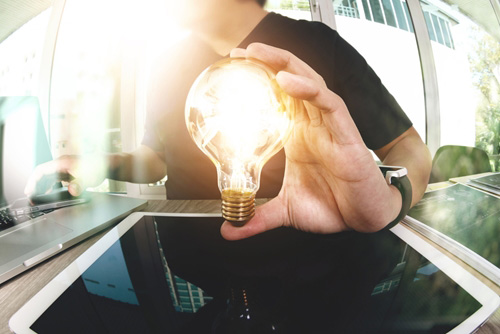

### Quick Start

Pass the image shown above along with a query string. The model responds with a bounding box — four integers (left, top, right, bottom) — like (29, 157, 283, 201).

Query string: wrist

(387, 183, 403, 222)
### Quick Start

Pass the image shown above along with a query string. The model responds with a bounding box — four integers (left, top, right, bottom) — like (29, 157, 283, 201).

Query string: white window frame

(38, 0, 66, 143)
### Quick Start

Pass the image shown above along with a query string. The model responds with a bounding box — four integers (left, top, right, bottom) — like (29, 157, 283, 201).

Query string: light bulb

(185, 57, 297, 225)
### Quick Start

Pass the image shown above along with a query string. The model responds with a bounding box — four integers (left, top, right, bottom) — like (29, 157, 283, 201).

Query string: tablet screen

(408, 183, 500, 268)
(18, 215, 496, 333)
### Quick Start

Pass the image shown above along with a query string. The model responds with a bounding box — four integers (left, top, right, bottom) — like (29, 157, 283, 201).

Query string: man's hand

(24, 145, 168, 199)
(24, 155, 107, 198)
(221, 43, 405, 240)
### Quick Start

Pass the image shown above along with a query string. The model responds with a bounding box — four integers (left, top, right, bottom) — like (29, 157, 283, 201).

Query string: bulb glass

(185, 57, 296, 222)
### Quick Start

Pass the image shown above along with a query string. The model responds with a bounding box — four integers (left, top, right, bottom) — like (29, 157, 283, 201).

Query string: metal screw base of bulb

(221, 189, 256, 226)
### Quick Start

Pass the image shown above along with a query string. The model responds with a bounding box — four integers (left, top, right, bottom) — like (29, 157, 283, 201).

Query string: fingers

(276, 71, 361, 146)
(233, 43, 363, 146)
(235, 43, 326, 86)
(231, 43, 334, 109)
(24, 156, 84, 197)
(220, 198, 286, 240)
(275, 71, 328, 127)
(24, 161, 67, 197)
(231, 43, 343, 126)
(67, 181, 84, 196)
(229, 48, 246, 58)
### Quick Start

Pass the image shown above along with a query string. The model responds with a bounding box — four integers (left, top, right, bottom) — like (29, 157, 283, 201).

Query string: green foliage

(469, 28, 500, 171)
(280, 0, 293, 10)
(475, 104, 500, 171)
(296, 0, 310, 10)
(268, 0, 309, 11)
(469, 31, 500, 102)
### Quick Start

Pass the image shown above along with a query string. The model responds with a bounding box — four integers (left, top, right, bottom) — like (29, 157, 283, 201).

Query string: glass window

(333, 0, 360, 18)
(423, 11, 436, 41)
(402, 1, 413, 33)
(439, 17, 452, 48)
(361, 0, 373, 20)
(382, 0, 397, 28)
(431, 14, 444, 44)
(444, 20, 455, 49)
(361, 0, 413, 33)
(332, 0, 426, 147)
(392, 0, 408, 31)
(422, 0, 500, 171)
(266, 0, 312, 20)
(370, 0, 385, 24)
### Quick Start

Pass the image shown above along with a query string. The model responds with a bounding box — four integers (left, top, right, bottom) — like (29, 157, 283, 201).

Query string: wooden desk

(1, 198, 499, 333)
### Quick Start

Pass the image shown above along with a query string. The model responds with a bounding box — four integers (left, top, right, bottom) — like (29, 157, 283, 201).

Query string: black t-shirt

(143, 12, 412, 199)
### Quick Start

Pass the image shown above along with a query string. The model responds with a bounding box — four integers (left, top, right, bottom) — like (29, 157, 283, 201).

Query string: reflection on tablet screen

(28, 216, 489, 333)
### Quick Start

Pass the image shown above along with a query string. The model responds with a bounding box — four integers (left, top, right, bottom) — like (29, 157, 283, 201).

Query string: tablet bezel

(9, 213, 500, 334)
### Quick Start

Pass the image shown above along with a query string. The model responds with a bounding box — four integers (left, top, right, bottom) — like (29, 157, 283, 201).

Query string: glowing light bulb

(185, 57, 297, 225)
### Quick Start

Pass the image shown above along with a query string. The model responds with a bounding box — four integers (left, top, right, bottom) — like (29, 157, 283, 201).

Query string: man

(25, 0, 431, 240)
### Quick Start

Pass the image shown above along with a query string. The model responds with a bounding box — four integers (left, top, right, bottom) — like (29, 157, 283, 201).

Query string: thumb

(67, 181, 84, 196)
(220, 198, 286, 240)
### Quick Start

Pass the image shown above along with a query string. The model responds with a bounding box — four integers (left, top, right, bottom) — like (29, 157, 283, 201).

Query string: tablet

(9, 212, 500, 334)
(404, 183, 500, 285)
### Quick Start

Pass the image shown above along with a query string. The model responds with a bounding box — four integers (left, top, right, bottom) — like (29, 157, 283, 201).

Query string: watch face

(380, 166, 408, 184)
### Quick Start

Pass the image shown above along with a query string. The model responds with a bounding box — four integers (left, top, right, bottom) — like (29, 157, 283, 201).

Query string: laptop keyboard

(0, 208, 49, 231)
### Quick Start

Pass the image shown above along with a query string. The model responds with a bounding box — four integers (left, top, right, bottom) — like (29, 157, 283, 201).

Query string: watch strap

(380, 166, 412, 230)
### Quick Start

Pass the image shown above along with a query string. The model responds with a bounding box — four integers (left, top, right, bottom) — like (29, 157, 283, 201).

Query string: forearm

(377, 128, 432, 206)
(106, 145, 167, 184)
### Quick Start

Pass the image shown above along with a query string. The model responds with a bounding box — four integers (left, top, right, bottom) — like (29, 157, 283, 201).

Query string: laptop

(0, 96, 147, 284)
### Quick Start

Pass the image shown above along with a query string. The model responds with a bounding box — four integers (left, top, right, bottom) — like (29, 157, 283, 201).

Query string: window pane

(382, 0, 397, 28)
(369, 0, 385, 24)
(266, 0, 312, 20)
(423, 11, 436, 42)
(333, 0, 426, 145)
(439, 17, 452, 48)
(445, 21, 455, 49)
(431, 14, 444, 44)
(334, 0, 360, 18)
(361, 0, 373, 20)
(402, 1, 414, 33)
(392, 0, 408, 31)
(422, 0, 500, 171)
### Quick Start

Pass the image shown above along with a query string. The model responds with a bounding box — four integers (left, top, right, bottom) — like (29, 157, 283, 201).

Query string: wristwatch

(379, 165, 412, 230)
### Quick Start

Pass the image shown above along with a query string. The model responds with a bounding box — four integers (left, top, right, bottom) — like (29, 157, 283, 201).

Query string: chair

(429, 145, 492, 183)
